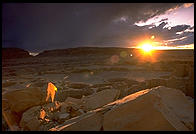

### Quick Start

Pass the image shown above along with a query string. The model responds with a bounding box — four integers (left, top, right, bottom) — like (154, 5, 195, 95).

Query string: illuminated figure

(46, 82, 57, 103)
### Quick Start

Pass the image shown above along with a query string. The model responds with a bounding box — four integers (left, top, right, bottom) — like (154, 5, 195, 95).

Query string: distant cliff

(2, 48, 32, 59)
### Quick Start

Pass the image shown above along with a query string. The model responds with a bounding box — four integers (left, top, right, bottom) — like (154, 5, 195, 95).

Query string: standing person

(46, 82, 57, 103)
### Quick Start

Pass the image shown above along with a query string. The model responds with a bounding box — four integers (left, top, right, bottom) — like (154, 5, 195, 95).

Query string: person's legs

(51, 89, 55, 102)
(46, 83, 51, 102)
(46, 91, 50, 102)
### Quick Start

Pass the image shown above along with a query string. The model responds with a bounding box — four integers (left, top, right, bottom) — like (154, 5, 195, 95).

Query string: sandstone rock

(90, 83, 113, 88)
(20, 106, 42, 131)
(172, 64, 189, 77)
(3, 87, 45, 113)
(44, 101, 61, 113)
(166, 76, 187, 93)
(2, 116, 8, 131)
(138, 81, 147, 89)
(2, 81, 16, 87)
(185, 67, 194, 98)
(65, 97, 82, 105)
(55, 90, 68, 102)
(68, 107, 83, 118)
(81, 89, 118, 111)
(125, 84, 144, 95)
(67, 82, 90, 89)
(50, 111, 103, 131)
(56, 88, 84, 102)
(50, 112, 70, 123)
(59, 113, 70, 120)
(2, 98, 20, 130)
(96, 86, 113, 92)
(103, 86, 194, 131)
(60, 100, 83, 119)
(146, 78, 166, 88)
(106, 78, 138, 87)
(83, 88, 94, 96)
(30, 81, 47, 88)
(2, 109, 20, 131)
(66, 89, 83, 99)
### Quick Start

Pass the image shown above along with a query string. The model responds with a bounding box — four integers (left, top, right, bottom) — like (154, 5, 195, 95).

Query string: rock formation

(49, 86, 194, 131)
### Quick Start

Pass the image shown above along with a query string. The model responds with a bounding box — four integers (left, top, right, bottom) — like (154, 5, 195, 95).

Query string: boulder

(67, 89, 84, 99)
(64, 97, 82, 105)
(50, 111, 103, 131)
(172, 64, 189, 77)
(81, 89, 118, 111)
(2, 99, 20, 130)
(90, 83, 113, 88)
(2, 81, 16, 87)
(83, 88, 94, 96)
(58, 113, 70, 120)
(166, 76, 187, 93)
(145, 78, 167, 88)
(50, 112, 70, 123)
(20, 101, 63, 131)
(43, 101, 61, 113)
(185, 67, 194, 98)
(29, 81, 47, 88)
(96, 86, 113, 93)
(55, 90, 68, 102)
(60, 99, 83, 118)
(3, 87, 45, 113)
(2, 108, 20, 131)
(125, 84, 144, 95)
(103, 86, 194, 131)
(2, 116, 9, 131)
(106, 78, 138, 87)
(19, 106, 42, 131)
(56, 88, 84, 102)
(67, 82, 90, 89)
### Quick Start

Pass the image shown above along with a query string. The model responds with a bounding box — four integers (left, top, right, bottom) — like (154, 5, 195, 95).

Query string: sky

(2, 3, 194, 53)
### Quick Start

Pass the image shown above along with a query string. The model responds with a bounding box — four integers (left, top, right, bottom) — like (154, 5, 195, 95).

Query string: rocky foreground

(2, 47, 194, 131)
(2, 86, 194, 131)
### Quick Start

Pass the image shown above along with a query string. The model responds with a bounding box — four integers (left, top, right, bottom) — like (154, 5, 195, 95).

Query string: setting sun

(141, 43, 153, 52)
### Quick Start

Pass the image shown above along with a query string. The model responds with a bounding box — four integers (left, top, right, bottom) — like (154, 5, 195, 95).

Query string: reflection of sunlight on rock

(64, 76, 69, 79)
(26, 83, 31, 87)
(110, 55, 119, 64)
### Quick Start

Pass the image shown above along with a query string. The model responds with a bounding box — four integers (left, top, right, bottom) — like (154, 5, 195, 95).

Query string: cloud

(183, 3, 194, 8)
(2, 3, 190, 52)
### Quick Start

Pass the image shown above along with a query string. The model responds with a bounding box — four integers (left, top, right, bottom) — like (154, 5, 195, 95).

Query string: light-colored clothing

(46, 82, 57, 103)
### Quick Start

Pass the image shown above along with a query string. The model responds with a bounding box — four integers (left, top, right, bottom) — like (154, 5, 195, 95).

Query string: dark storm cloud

(168, 31, 194, 45)
(149, 24, 191, 39)
(149, 24, 193, 45)
(2, 3, 186, 52)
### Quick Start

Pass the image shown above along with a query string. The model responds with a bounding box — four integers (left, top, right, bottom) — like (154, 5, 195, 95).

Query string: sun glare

(141, 43, 153, 52)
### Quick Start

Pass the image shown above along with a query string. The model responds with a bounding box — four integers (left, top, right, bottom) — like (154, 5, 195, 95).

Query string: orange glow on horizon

(130, 34, 194, 50)
(132, 44, 194, 50)
(141, 43, 153, 53)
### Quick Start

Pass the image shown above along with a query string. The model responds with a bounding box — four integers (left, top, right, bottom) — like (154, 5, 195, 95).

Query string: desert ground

(2, 47, 194, 131)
